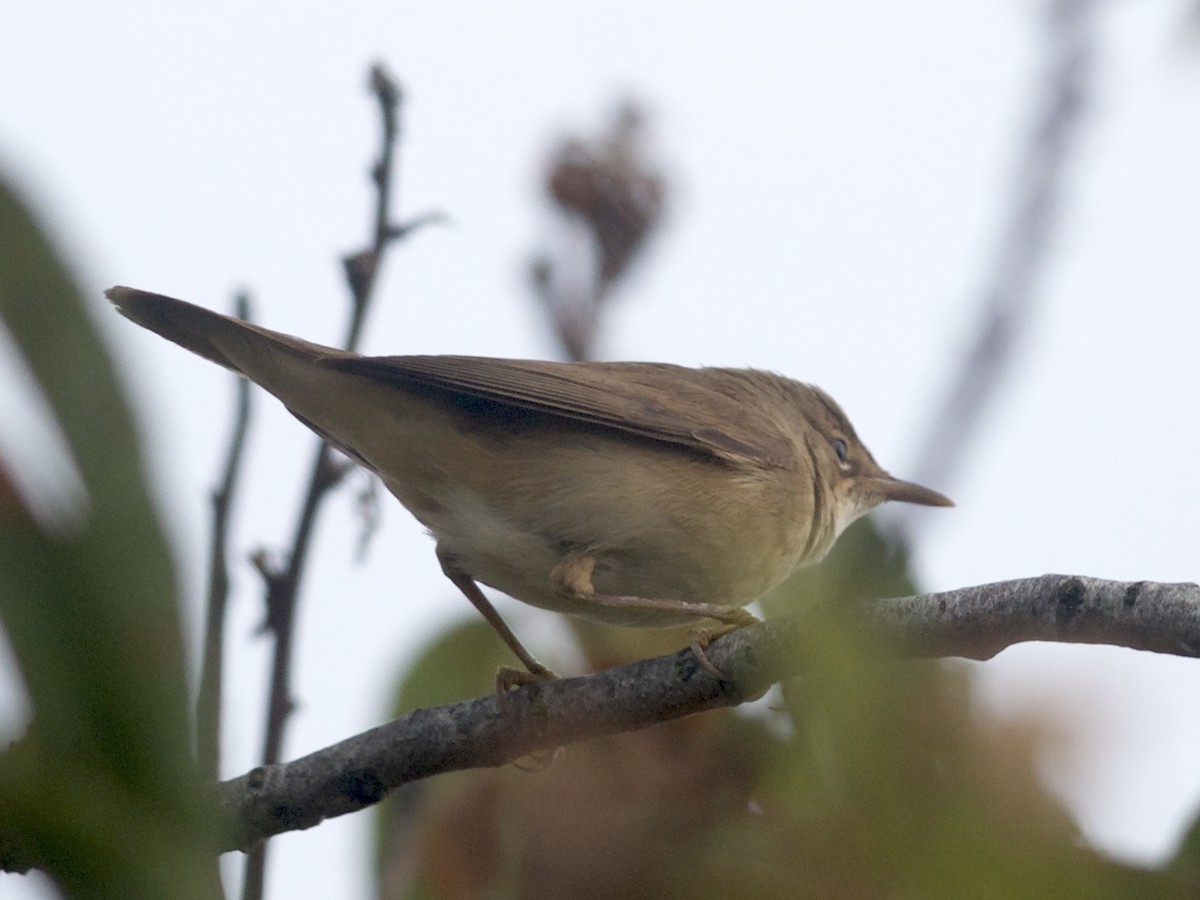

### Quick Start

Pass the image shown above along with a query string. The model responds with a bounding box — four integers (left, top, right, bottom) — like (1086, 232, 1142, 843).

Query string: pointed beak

(870, 476, 954, 508)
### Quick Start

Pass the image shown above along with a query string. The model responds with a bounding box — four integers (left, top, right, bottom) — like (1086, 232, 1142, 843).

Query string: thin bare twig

(215, 574, 1200, 852)
(196, 291, 254, 784)
(242, 63, 407, 900)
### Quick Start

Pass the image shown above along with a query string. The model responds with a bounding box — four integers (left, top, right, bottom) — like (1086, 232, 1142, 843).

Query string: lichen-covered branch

(214, 574, 1200, 853)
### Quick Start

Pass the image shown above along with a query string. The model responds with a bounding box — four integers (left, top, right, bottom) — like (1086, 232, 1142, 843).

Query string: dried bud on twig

(530, 99, 668, 360)
(545, 101, 665, 286)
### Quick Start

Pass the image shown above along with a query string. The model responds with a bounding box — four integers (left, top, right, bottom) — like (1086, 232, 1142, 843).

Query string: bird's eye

(831, 437, 849, 464)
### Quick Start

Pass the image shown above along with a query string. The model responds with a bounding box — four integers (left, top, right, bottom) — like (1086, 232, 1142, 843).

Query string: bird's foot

(688, 609, 759, 680)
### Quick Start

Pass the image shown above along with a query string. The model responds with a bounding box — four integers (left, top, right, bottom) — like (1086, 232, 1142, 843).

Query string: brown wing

(326, 354, 796, 467)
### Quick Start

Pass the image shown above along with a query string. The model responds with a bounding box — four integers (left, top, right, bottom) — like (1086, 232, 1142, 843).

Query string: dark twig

(387, 210, 451, 244)
(196, 291, 254, 783)
(353, 474, 381, 563)
(215, 574, 1200, 852)
(242, 63, 406, 900)
(890, 0, 1100, 538)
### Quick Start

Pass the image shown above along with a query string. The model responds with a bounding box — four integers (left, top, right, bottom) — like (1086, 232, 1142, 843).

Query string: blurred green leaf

(1169, 807, 1200, 888)
(388, 615, 516, 716)
(0, 178, 221, 896)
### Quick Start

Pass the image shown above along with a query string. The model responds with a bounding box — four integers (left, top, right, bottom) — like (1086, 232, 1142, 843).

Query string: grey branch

(215, 574, 1200, 853)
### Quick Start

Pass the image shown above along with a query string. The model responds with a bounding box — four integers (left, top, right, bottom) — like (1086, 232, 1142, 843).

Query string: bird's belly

(405, 473, 807, 629)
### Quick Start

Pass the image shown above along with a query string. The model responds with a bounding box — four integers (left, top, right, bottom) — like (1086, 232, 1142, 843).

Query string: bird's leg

(550, 551, 758, 679)
(437, 548, 557, 697)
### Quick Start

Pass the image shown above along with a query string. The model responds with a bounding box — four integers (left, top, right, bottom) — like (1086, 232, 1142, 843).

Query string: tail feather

(105, 286, 396, 467)
(104, 286, 341, 376)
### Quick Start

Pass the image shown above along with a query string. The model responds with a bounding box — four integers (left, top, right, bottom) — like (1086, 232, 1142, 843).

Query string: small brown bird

(107, 286, 951, 681)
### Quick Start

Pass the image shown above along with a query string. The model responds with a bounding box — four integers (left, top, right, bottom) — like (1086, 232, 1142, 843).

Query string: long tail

(105, 286, 342, 376)
(105, 286, 401, 472)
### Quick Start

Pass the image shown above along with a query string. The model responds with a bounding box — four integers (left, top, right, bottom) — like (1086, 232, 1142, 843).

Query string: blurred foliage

(1171, 810, 1200, 883)
(0, 178, 222, 895)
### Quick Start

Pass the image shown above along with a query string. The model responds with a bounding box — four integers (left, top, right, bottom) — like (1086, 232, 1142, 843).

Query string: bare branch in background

(889, 0, 1101, 539)
(215, 574, 1200, 851)
(529, 99, 667, 361)
(242, 63, 412, 900)
(1185, 3, 1200, 39)
(195, 291, 254, 784)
